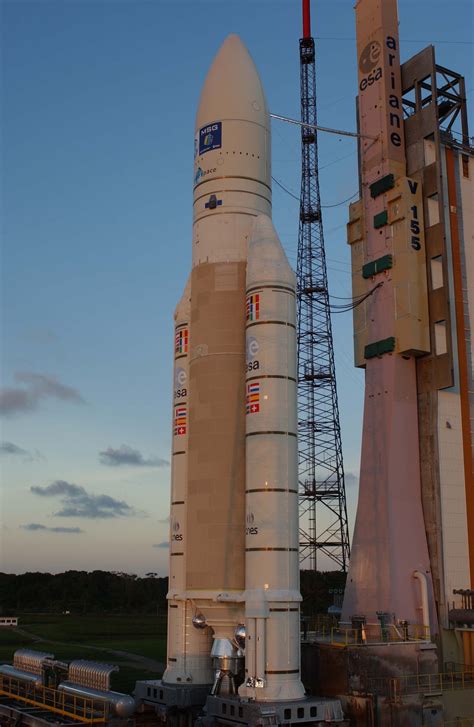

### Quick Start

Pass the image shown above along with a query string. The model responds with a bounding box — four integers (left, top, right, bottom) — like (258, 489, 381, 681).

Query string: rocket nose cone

(195, 34, 269, 131)
(250, 214, 278, 241)
(174, 274, 191, 322)
(247, 214, 296, 289)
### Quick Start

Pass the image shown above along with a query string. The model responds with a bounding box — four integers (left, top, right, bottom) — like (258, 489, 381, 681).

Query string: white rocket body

(164, 278, 213, 685)
(164, 35, 304, 702)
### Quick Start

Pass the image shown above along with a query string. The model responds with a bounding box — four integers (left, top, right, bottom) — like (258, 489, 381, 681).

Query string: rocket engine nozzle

(210, 639, 244, 696)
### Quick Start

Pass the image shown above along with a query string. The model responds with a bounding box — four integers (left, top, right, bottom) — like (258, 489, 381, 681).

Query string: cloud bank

(345, 472, 359, 488)
(99, 444, 168, 468)
(21, 523, 83, 534)
(0, 371, 84, 416)
(31, 480, 137, 519)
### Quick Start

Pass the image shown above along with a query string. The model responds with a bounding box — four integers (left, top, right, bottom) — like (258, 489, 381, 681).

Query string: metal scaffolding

(296, 26, 350, 572)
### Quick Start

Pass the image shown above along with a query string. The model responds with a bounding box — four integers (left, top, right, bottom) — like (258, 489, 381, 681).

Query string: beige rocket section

(186, 261, 247, 592)
(186, 35, 272, 598)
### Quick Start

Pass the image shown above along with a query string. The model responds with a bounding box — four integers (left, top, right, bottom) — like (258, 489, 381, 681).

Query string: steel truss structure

(296, 34, 350, 571)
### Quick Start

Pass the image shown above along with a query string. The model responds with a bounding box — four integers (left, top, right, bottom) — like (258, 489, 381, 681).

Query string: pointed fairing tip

(195, 34, 269, 132)
(174, 274, 191, 322)
(247, 214, 296, 289)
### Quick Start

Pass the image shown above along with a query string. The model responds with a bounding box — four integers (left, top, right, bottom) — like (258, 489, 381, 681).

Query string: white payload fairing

(164, 35, 305, 702)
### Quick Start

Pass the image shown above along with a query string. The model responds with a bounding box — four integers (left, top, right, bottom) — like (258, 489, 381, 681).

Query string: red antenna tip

(302, 0, 311, 38)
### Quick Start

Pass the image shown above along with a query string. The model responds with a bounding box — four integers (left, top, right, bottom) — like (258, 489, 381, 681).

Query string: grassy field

(0, 613, 167, 693)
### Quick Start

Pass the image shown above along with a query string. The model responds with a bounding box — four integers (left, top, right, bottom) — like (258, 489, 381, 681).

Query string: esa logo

(358, 35, 403, 149)
(194, 166, 217, 185)
(246, 336, 260, 372)
(172, 520, 183, 542)
(246, 512, 258, 536)
(175, 367, 187, 399)
(358, 40, 382, 91)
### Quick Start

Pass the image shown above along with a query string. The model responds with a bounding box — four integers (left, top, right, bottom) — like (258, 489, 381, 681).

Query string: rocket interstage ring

(194, 186, 271, 206)
(246, 320, 296, 329)
(245, 430, 297, 437)
(246, 488, 298, 493)
(193, 185, 272, 225)
(246, 548, 299, 552)
(193, 176, 272, 197)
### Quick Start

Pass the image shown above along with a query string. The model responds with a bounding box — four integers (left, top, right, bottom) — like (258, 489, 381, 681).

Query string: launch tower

(301, 0, 474, 722)
(297, 0, 350, 571)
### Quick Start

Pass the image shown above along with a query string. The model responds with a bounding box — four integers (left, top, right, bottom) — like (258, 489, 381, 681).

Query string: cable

(307, 282, 383, 314)
(272, 176, 299, 201)
(322, 192, 359, 208)
(319, 151, 357, 172)
(331, 282, 383, 313)
(272, 175, 359, 209)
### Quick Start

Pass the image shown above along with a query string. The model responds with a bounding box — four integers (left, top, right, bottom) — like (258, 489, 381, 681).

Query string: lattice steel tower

(296, 0, 350, 571)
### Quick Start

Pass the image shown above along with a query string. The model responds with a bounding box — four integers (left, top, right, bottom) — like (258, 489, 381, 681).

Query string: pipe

(247, 618, 256, 684)
(255, 618, 266, 686)
(413, 571, 431, 640)
(58, 682, 136, 718)
(269, 112, 378, 140)
(0, 665, 43, 688)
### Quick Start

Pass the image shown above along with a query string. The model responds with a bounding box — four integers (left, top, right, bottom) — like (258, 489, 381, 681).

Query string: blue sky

(1, 0, 472, 575)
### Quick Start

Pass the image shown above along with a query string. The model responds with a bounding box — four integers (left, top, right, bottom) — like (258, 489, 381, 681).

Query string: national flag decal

(174, 405, 187, 435)
(175, 327, 188, 355)
(246, 381, 260, 414)
(246, 293, 260, 322)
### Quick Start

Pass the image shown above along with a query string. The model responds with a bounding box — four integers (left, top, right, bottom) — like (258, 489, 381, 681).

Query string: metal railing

(304, 621, 430, 646)
(364, 670, 474, 698)
(0, 674, 109, 723)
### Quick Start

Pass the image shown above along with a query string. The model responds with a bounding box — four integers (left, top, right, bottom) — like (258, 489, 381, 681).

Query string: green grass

(90, 638, 166, 660)
(18, 613, 167, 641)
(0, 613, 168, 693)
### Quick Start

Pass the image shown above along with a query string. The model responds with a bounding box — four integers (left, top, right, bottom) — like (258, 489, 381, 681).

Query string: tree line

(0, 570, 345, 615)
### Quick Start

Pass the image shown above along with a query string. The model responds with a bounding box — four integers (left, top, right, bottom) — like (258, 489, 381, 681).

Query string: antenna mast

(296, 0, 351, 571)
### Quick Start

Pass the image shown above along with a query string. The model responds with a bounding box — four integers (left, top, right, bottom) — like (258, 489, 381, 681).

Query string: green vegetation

(0, 571, 168, 615)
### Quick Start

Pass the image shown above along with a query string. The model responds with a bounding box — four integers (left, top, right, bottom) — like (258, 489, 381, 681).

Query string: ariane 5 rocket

(164, 34, 305, 702)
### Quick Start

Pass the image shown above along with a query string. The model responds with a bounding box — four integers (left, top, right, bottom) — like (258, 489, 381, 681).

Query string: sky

(1, 0, 473, 576)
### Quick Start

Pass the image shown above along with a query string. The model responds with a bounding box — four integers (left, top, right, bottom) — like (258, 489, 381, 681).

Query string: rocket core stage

(164, 35, 305, 702)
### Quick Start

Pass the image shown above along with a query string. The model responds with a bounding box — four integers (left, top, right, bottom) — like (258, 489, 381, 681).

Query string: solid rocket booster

(163, 35, 305, 702)
(241, 216, 302, 700)
(164, 278, 213, 685)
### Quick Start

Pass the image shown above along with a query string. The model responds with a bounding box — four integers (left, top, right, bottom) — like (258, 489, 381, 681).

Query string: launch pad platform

(301, 638, 474, 725)
(134, 682, 347, 727)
